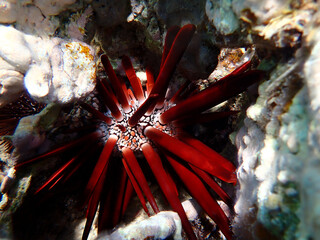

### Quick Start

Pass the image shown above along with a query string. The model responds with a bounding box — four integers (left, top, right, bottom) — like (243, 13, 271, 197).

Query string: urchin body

(100, 100, 175, 151)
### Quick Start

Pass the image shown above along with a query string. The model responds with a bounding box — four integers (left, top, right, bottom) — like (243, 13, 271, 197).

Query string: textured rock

(234, 57, 305, 239)
(233, 3, 320, 238)
(33, 0, 77, 16)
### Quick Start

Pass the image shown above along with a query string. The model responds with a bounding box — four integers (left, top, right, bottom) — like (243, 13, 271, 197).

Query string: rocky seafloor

(0, 0, 320, 239)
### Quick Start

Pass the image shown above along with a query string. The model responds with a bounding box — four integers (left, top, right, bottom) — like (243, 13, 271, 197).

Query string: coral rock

(0, 0, 18, 23)
(0, 69, 24, 107)
(24, 63, 52, 99)
(0, 26, 96, 105)
(0, 25, 32, 72)
(33, 0, 77, 16)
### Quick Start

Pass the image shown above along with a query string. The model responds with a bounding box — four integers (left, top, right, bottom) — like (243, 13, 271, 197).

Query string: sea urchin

(14, 24, 264, 240)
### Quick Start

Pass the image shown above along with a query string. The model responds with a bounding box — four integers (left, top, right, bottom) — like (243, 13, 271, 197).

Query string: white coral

(0, 25, 96, 105)
(0, 25, 32, 72)
(0, 68, 24, 106)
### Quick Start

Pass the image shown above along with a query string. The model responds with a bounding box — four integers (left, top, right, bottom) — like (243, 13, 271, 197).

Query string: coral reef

(1, 0, 320, 239)
(9, 24, 260, 240)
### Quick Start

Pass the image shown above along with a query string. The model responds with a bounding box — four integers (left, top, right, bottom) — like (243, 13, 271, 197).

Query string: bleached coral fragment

(300, 14, 320, 238)
(120, 211, 181, 239)
(0, 25, 32, 72)
(24, 62, 52, 98)
(246, 104, 263, 122)
(0, 69, 24, 107)
(235, 64, 306, 239)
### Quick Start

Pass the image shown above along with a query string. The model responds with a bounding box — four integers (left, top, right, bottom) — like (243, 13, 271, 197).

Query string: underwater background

(0, 0, 319, 239)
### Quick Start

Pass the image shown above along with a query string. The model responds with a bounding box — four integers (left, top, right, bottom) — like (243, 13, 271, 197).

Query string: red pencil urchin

(14, 24, 264, 240)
